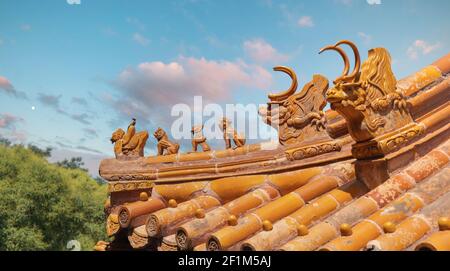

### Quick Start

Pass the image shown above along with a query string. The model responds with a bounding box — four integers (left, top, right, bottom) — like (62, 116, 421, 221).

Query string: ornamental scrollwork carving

(285, 141, 342, 161)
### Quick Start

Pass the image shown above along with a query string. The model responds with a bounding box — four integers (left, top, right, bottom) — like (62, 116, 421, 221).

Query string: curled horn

(268, 66, 298, 102)
(319, 45, 350, 84)
(335, 40, 361, 82)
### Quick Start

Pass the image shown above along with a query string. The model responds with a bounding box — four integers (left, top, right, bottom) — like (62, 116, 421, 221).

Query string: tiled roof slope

(104, 162, 356, 250)
(280, 141, 449, 251)
(96, 50, 450, 251)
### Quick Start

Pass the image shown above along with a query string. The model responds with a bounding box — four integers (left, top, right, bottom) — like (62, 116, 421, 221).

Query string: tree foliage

(0, 144, 108, 251)
(56, 157, 88, 172)
(27, 144, 52, 158)
(0, 137, 12, 147)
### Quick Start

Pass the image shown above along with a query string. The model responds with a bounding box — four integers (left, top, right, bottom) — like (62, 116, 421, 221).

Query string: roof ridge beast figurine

(110, 118, 149, 159)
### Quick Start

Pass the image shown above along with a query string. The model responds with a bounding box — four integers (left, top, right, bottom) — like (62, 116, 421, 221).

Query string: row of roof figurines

(110, 39, 414, 159)
(110, 117, 245, 158)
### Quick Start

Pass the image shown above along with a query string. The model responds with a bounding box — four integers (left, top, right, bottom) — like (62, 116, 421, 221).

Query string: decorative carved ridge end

(108, 180, 154, 193)
(128, 231, 150, 249)
(321, 40, 420, 159)
(105, 172, 158, 182)
(352, 123, 425, 159)
(285, 140, 342, 161)
(259, 66, 331, 146)
(106, 214, 120, 237)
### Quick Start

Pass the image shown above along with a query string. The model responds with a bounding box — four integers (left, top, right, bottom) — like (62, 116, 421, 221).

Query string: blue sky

(0, 0, 449, 176)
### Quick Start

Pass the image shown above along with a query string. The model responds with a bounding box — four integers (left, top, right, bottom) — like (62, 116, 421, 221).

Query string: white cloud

(126, 17, 146, 31)
(298, 16, 314, 28)
(367, 0, 381, 5)
(110, 57, 272, 126)
(117, 57, 272, 105)
(243, 39, 289, 64)
(335, 0, 352, 5)
(101, 27, 118, 37)
(206, 36, 226, 48)
(407, 47, 418, 60)
(20, 24, 31, 31)
(67, 0, 81, 5)
(48, 148, 106, 177)
(415, 40, 441, 54)
(407, 40, 441, 60)
(261, 0, 273, 8)
(132, 33, 150, 46)
(358, 32, 372, 44)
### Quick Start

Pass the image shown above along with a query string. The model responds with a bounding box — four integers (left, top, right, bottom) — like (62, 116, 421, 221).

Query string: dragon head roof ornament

(320, 40, 423, 158)
(259, 66, 332, 146)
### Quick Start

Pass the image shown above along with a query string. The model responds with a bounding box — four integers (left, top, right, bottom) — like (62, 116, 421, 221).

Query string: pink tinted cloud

(118, 57, 272, 100)
(0, 76, 15, 93)
(0, 113, 24, 129)
(407, 40, 441, 60)
(0, 113, 26, 142)
(243, 39, 289, 64)
(112, 56, 273, 125)
(0, 75, 27, 98)
(9, 130, 27, 142)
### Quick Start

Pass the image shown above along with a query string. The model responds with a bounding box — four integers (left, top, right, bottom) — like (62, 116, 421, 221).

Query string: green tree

(56, 157, 88, 172)
(94, 176, 107, 185)
(27, 144, 52, 158)
(0, 137, 11, 147)
(0, 144, 108, 251)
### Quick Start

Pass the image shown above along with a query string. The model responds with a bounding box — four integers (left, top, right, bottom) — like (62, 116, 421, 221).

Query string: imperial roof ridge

(96, 49, 450, 252)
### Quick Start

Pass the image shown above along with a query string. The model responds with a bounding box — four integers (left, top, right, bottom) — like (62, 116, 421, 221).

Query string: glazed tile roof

(96, 47, 450, 251)
(101, 138, 449, 251)
(282, 142, 449, 251)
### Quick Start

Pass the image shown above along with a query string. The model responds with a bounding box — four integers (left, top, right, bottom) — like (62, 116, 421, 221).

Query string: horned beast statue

(110, 118, 149, 159)
(258, 66, 330, 145)
(319, 40, 411, 143)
